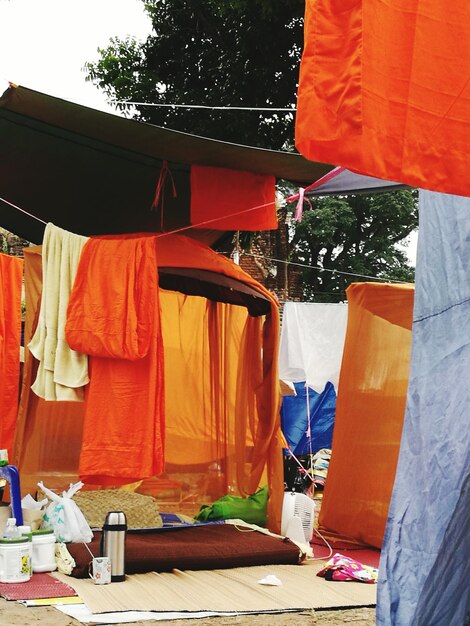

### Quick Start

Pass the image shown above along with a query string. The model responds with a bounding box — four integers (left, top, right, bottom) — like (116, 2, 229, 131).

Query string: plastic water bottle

(3, 517, 20, 539)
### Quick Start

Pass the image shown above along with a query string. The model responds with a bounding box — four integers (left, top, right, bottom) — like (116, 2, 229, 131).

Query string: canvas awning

(302, 166, 407, 196)
(0, 85, 334, 244)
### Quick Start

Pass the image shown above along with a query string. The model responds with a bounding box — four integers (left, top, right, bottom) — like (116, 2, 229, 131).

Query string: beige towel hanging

(29, 223, 89, 401)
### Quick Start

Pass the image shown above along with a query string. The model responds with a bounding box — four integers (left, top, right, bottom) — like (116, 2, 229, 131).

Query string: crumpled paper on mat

(257, 574, 282, 586)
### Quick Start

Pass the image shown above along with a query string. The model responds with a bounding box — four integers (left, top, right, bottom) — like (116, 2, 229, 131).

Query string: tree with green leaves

(86, 0, 417, 300)
(288, 191, 418, 302)
(85, 0, 304, 149)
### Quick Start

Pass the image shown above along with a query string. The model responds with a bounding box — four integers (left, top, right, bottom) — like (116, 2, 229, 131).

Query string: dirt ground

(0, 597, 375, 625)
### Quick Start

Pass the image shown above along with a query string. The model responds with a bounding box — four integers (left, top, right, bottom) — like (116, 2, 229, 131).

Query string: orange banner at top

(296, 0, 470, 197)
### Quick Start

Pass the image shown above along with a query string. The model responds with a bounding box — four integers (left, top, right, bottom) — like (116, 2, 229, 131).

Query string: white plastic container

(18, 525, 33, 576)
(0, 537, 31, 583)
(31, 529, 57, 573)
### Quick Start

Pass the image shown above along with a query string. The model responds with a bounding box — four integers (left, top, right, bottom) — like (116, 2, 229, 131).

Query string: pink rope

(286, 166, 346, 203)
(0, 195, 47, 225)
(293, 187, 312, 222)
(285, 446, 315, 484)
(151, 160, 177, 230)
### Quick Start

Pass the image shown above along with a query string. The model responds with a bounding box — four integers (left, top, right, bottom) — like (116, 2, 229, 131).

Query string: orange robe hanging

(296, 0, 470, 197)
(65, 235, 164, 485)
(0, 253, 23, 457)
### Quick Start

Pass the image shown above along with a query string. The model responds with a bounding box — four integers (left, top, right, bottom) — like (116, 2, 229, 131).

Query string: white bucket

(0, 537, 31, 583)
(32, 529, 56, 573)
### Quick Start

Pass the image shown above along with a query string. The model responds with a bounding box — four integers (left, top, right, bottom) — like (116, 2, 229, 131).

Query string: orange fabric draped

(190, 165, 277, 231)
(158, 291, 283, 531)
(155, 235, 283, 531)
(0, 253, 23, 457)
(65, 235, 164, 485)
(296, 0, 470, 196)
(319, 283, 414, 548)
(15, 235, 283, 532)
(13, 247, 86, 494)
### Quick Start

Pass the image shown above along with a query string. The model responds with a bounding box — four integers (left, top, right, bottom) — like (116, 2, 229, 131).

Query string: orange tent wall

(13, 236, 284, 532)
(319, 283, 414, 548)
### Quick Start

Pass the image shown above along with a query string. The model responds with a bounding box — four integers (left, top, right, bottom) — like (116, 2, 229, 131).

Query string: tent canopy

(0, 85, 334, 244)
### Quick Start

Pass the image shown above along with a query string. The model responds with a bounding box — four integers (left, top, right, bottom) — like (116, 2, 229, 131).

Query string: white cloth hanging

(29, 223, 89, 401)
(279, 302, 348, 392)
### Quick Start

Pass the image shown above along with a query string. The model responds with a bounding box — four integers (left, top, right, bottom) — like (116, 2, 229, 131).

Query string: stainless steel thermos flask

(101, 511, 127, 582)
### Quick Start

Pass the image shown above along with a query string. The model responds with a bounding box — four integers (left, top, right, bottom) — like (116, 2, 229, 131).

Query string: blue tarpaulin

(377, 190, 470, 626)
(280, 381, 336, 455)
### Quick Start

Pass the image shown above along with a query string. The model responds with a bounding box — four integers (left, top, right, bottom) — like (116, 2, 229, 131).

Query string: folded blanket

(65, 235, 164, 484)
(29, 223, 89, 401)
(66, 523, 304, 578)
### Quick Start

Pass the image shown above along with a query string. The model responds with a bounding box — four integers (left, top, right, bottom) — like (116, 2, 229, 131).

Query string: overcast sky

(0, 0, 151, 111)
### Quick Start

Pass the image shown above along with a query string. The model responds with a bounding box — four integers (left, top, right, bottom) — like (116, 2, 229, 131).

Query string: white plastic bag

(38, 481, 93, 543)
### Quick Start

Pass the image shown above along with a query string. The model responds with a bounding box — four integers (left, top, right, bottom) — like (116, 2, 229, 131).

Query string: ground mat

(55, 560, 376, 615)
(66, 523, 304, 578)
(0, 572, 77, 601)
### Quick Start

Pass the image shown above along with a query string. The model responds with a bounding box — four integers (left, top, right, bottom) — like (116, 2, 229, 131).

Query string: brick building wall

(0, 228, 30, 258)
(236, 230, 305, 303)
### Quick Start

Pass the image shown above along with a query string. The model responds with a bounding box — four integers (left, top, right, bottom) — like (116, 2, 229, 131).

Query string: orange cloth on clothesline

(16, 234, 284, 533)
(65, 235, 164, 485)
(296, 0, 470, 197)
(0, 253, 23, 457)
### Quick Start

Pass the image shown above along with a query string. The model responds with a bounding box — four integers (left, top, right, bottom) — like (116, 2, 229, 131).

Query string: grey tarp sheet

(305, 167, 406, 196)
(377, 190, 470, 626)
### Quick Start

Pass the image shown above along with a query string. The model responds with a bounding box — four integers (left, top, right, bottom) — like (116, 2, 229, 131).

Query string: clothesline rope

(0, 191, 276, 238)
(239, 252, 408, 284)
(0, 195, 48, 225)
(0, 193, 408, 284)
(155, 200, 277, 237)
(0, 192, 276, 237)
(111, 102, 297, 112)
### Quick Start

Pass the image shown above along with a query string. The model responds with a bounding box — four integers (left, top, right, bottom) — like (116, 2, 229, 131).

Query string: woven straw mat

(73, 490, 163, 529)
